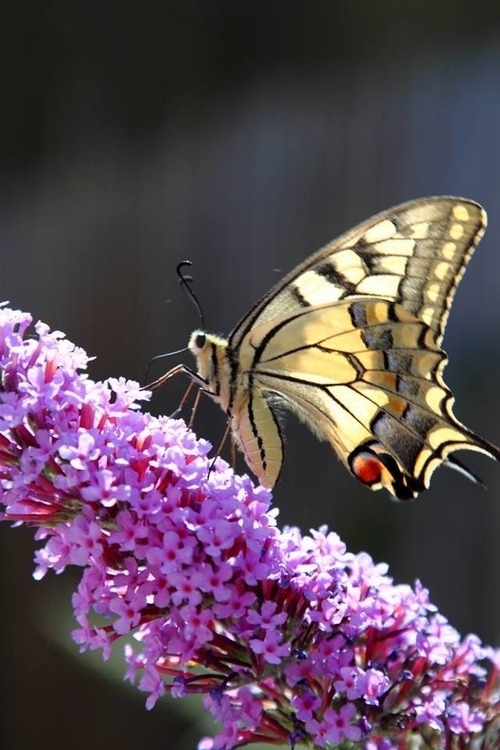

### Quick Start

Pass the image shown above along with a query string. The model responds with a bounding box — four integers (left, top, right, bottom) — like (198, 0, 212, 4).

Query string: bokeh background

(2, 2, 500, 748)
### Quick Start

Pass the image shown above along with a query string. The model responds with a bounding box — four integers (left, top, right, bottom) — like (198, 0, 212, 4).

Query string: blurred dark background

(2, 2, 500, 748)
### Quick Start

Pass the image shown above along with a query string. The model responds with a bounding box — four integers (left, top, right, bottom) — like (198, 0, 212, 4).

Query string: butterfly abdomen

(189, 328, 286, 488)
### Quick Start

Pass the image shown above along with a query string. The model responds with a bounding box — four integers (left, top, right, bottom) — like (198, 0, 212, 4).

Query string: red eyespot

(349, 442, 423, 500)
(350, 450, 383, 487)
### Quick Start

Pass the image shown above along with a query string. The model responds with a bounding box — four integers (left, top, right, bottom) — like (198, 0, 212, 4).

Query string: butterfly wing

(220, 197, 498, 496)
(229, 197, 486, 350)
(234, 298, 500, 497)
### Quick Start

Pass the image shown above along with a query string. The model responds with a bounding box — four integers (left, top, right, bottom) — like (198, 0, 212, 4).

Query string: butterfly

(159, 197, 500, 499)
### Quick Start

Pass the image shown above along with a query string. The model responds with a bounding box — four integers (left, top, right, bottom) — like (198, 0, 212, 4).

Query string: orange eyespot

(349, 449, 383, 487)
(349, 441, 424, 500)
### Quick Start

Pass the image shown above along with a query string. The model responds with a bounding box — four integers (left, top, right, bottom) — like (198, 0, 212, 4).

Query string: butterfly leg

(187, 385, 201, 427)
(231, 437, 237, 472)
(142, 363, 204, 391)
(213, 421, 232, 461)
(207, 421, 232, 479)
(142, 363, 211, 423)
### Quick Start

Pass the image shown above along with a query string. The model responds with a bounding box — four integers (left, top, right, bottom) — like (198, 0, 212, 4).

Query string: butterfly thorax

(189, 329, 245, 414)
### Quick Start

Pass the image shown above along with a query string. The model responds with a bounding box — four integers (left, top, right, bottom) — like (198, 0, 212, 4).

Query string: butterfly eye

(195, 333, 206, 350)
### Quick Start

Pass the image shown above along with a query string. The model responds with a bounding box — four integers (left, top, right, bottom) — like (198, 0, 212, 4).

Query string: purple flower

(0, 305, 499, 750)
(249, 628, 292, 664)
(448, 702, 486, 734)
(306, 703, 363, 746)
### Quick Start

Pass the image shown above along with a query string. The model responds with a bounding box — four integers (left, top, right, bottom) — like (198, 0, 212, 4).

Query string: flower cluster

(0, 305, 498, 750)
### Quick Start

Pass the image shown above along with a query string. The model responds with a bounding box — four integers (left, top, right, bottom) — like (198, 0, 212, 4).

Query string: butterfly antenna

(177, 260, 206, 331)
(143, 261, 206, 387)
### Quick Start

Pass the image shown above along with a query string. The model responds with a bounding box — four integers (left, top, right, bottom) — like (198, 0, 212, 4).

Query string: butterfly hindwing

(238, 297, 499, 497)
(185, 196, 499, 498)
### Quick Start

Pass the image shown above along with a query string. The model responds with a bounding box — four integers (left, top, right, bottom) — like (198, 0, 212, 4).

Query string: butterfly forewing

(229, 197, 486, 350)
(187, 196, 499, 498)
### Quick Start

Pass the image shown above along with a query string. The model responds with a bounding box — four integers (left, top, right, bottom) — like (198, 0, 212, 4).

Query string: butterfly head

(188, 329, 231, 404)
